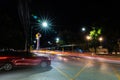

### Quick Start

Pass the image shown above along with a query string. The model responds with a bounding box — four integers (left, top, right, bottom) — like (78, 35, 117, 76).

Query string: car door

(13, 52, 42, 66)
(13, 56, 31, 66)
(11, 52, 31, 66)
(24, 56, 42, 65)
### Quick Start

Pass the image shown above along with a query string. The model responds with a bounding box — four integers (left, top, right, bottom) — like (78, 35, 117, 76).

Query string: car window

(0, 51, 34, 57)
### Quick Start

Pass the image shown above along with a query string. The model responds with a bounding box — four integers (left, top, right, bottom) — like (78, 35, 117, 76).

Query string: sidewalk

(88, 53, 120, 60)
(62, 52, 120, 62)
(76, 53, 120, 64)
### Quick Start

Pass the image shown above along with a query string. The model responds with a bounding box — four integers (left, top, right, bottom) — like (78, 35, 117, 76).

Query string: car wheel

(3, 63, 13, 71)
(40, 61, 48, 68)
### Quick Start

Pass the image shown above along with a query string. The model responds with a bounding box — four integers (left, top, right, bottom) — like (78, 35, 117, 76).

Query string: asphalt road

(0, 55, 120, 80)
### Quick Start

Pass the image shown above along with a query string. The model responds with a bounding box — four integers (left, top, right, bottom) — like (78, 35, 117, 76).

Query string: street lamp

(56, 37, 60, 43)
(86, 35, 92, 51)
(31, 21, 49, 50)
(48, 41, 50, 44)
(98, 37, 103, 47)
(55, 37, 60, 50)
(42, 21, 48, 28)
(81, 27, 86, 32)
(31, 15, 52, 50)
(86, 35, 92, 41)
(99, 37, 103, 42)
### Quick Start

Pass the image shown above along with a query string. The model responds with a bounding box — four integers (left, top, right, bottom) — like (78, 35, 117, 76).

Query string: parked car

(0, 51, 51, 71)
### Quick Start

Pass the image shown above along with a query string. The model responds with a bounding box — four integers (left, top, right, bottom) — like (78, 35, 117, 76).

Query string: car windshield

(0, 0, 120, 80)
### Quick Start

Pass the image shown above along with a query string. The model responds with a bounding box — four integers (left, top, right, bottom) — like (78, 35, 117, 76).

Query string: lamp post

(98, 37, 103, 47)
(31, 14, 51, 50)
(55, 37, 60, 50)
(99, 37, 103, 46)
(31, 21, 49, 50)
(86, 35, 92, 51)
(56, 37, 60, 43)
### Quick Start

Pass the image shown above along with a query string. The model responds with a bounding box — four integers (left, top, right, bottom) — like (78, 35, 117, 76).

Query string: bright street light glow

(56, 37, 60, 43)
(82, 27, 86, 32)
(99, 37, 103, 42)
(56, 38, 59, 41)
(86, 35, 92, 40)
(42, 21, 48, 27)
(48, 41, 51, 44)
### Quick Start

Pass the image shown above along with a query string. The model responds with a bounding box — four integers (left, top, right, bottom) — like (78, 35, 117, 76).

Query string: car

(0, 51, 51, 71)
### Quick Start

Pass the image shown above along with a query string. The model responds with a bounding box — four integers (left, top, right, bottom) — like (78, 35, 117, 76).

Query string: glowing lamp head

(42, 21, 48, 27)
(82, 27, 86, 32)
(99, 37, 103, 42)
(86, 35, 92, 40)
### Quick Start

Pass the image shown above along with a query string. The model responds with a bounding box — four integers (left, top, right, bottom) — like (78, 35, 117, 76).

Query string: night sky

(0, 0, 120, 49)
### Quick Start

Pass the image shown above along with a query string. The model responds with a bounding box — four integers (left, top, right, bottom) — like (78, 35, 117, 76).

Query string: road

(0, 55, 120, 80)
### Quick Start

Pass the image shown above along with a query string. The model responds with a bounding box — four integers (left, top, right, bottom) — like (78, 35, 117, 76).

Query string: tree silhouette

(89, 27, 102, 53)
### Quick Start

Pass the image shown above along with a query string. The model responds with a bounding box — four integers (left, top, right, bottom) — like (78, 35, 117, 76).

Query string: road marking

(52, 62, 89, 80)
(52, 65, 72, 79)
(72, 63, 88, 80)
(112, 67, 120, 80)
(56, 64, 79, 71)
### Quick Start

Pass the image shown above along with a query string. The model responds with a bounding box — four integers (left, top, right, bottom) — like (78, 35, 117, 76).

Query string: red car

(0, 51, 51, 71)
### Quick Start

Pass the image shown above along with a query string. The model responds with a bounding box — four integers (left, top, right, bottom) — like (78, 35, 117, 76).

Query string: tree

(18, 0, 31, 51)
(89, 27, 102, 53)
(117, 39, 120, 52)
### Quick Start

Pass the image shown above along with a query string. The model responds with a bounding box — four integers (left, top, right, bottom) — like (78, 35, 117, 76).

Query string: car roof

(0, 51, 32, 57)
